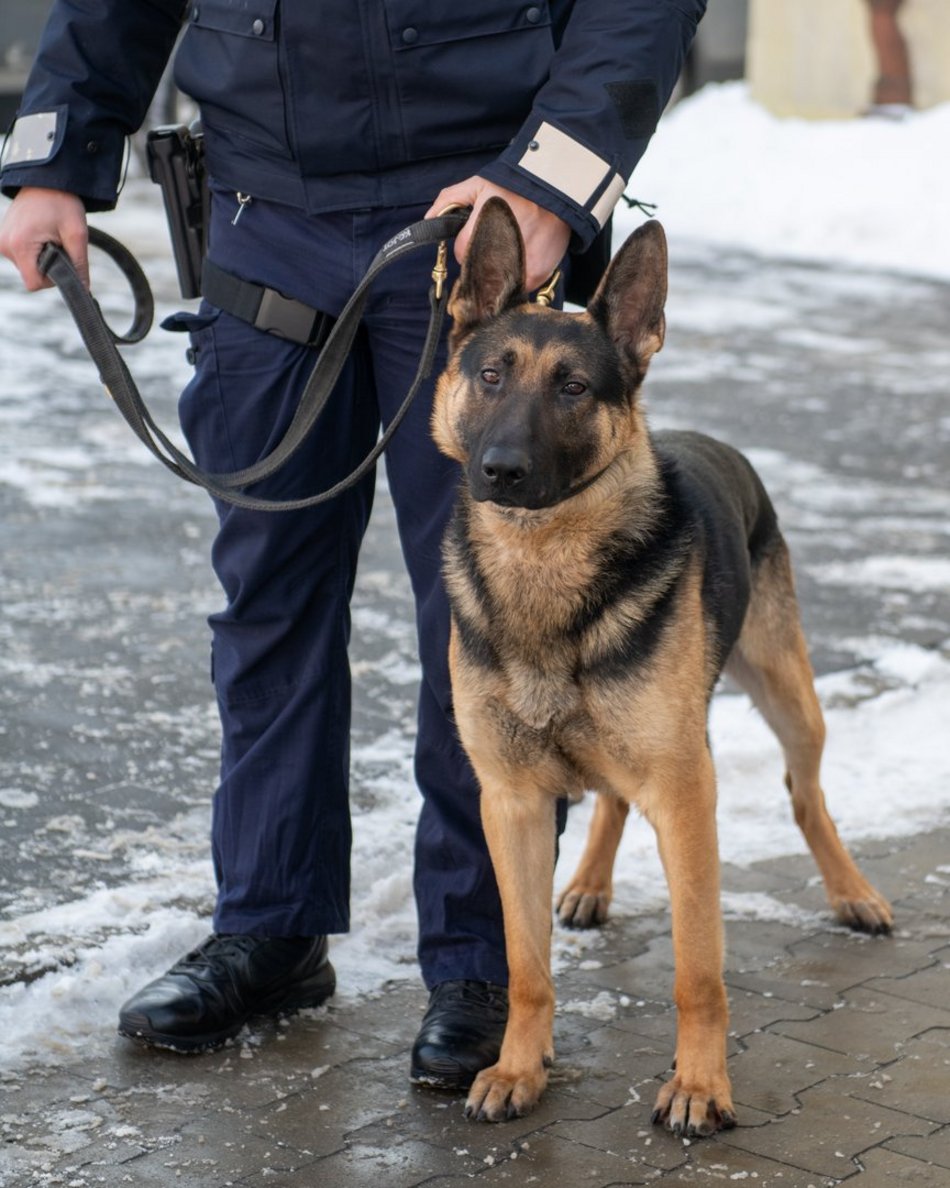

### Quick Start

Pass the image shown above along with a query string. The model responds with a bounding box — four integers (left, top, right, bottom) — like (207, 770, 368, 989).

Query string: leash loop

(39, 225, 154, 345)
(38, 210, 470, 511)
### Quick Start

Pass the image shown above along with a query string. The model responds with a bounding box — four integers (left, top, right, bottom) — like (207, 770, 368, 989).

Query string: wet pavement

(1, 184, 949, 1186)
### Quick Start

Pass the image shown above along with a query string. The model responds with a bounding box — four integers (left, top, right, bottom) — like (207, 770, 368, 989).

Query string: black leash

(38, 212, 469, 511)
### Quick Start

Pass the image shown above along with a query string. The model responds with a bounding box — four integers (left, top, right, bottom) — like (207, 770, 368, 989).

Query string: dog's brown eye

(563, 381, 587, 397)
(481, 369, 501, 385)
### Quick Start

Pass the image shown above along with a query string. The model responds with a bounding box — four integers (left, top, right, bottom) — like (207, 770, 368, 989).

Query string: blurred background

(4, 0, 950, 131)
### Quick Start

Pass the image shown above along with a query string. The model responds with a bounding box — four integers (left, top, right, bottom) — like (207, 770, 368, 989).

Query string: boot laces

(171, 934, 261, 979)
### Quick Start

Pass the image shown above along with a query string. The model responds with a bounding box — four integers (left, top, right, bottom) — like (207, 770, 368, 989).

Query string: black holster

(146, 121, 208, 299)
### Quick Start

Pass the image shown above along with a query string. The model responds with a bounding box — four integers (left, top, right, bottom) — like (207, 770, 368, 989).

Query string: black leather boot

(118, 934, 335, 1052)
(410, 980, 508, 1089)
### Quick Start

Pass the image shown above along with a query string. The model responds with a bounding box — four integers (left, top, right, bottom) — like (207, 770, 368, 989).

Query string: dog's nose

(480, 445, 531, 488)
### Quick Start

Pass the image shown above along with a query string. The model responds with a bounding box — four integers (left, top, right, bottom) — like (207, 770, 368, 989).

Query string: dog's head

(432, 197, 667, 511)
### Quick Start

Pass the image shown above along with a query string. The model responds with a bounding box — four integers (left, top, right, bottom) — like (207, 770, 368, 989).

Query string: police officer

(0, 0, 705, 1086)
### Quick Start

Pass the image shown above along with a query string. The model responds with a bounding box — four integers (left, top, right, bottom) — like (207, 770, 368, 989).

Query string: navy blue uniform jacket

(1, 0, 705, 249)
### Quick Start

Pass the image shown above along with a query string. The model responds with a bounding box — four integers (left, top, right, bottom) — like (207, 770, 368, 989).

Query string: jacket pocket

(174, 0, 290, 157)
(384, 1, 555, 160)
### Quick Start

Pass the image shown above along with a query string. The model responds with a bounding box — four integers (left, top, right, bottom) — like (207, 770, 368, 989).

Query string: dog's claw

(557, 889, 610, 930)
(652, 1079, 736, 1139)
(832, 888, 894, 934)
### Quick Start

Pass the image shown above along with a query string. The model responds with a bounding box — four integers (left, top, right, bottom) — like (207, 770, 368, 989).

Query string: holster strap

(201, 258, 334, 348)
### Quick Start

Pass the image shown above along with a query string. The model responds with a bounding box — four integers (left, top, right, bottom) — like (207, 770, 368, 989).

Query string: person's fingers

(0, 188, 89, 291)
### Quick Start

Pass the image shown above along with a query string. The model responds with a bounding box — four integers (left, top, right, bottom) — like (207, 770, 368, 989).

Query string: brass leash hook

(432, 203, 470, 300)
(430, 204, 560, 307)
(534, 268, 561, 307)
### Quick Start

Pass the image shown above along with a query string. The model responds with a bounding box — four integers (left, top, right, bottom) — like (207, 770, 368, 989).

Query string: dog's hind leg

(725, 542, 893, 933)
(557, 793, 630, 929)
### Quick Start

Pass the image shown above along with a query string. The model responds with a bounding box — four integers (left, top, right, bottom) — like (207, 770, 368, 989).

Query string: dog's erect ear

(448, 197, 527, 339)
(588, 220, 668, 374)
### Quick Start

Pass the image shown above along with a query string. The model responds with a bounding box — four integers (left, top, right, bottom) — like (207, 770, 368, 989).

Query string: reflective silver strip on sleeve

(4, 112, 60, 166)
(517, 122, 618, 227)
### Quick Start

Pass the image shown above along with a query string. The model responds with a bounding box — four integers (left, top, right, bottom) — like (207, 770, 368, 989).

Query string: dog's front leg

(466, 779, 557, 1122)
(645, 752, 737, 1137)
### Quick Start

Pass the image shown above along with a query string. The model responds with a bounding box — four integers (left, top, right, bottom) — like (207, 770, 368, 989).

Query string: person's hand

(0, 186, 89, 291)
(427, 177, 570, 293)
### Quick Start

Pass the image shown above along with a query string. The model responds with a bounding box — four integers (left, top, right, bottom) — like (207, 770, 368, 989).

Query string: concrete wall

(748, 0, 950, 118)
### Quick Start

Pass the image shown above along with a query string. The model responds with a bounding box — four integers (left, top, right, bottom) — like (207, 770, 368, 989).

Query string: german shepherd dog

(431, 199, 893, 1136)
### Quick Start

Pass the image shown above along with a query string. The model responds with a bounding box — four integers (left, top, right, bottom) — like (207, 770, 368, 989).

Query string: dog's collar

(563, 460, 614, 502)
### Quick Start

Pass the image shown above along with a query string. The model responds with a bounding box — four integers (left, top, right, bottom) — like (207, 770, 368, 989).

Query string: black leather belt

(201, 257, 335, 349)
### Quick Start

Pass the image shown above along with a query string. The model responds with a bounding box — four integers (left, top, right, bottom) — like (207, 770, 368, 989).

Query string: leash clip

(433, 239, 450, 301)
(535, 269, 561, 308)
(432, 203, 470, 301)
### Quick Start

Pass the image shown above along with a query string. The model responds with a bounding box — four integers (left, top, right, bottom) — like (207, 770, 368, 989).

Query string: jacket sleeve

(479, 0, 706, 250)
(0, 0, 187, 210)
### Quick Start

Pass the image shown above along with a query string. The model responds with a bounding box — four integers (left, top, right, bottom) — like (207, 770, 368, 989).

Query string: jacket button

(401, 27, 419, 44)
(85, 140, 100, 154)
(190, 5, 199, 20)
(252, 17, 265, 34)
(525, 6, 542, 23)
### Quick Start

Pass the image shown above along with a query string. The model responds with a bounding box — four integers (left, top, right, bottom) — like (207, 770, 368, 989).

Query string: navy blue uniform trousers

(177, 189, 506, 989)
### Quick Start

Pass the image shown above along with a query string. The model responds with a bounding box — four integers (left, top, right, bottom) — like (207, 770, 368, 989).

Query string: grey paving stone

(851, 1145, 950, 1184)
(724, 927, 917, 1013)
(650, 1141, 841, 1186)
(239, 1052, 423, 1149)
(720, 861, 802, 897)
(770, 986, 950, 1064)
(555, 1021, 673, 1084)
(727, 988, 821, 1039)
(720, 1082, 935, 1179)
(847, 1032, 950, 1126)
(887, 1125, 950, 1172)
(787, 934, 938, 990)
(585, 934, 678, 1004)
(331, 980, 427, 1051)
(897, 893, 950, 933)
(728, 1030, 865, 1117)
(723, 919, 816, 974)
(856, 833, 950, 886)
(110, 1023, 352, 1112)
(460, 1129, 651, 1186)
(546, 1102, 683, 1172)
(275, 1134, 509, 1188)
(725, 964, 843, 1013)
(115, 1131, 320, 1187)
(864, 962, 950, 1014)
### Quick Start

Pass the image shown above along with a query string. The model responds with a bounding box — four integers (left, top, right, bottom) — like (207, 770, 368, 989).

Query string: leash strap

(38, 212, 469, 512)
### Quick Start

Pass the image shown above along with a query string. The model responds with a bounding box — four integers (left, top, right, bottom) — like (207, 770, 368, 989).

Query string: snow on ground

(613, 82, 950, 283)
(2, 638, 950, 1073)
(1, 83, 949, 1072)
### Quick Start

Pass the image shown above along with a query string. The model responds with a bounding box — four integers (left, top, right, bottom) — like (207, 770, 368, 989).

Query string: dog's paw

(464, 1061, 549, 1122)
(556, 885, 610, 929)
(651, 1075, 737, 1138)
(830, 883, 893, 935)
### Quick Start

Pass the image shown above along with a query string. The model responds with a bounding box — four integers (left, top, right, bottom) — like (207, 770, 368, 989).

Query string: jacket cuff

(1, 108, 126, 211)
(481, 119, 637, 252)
